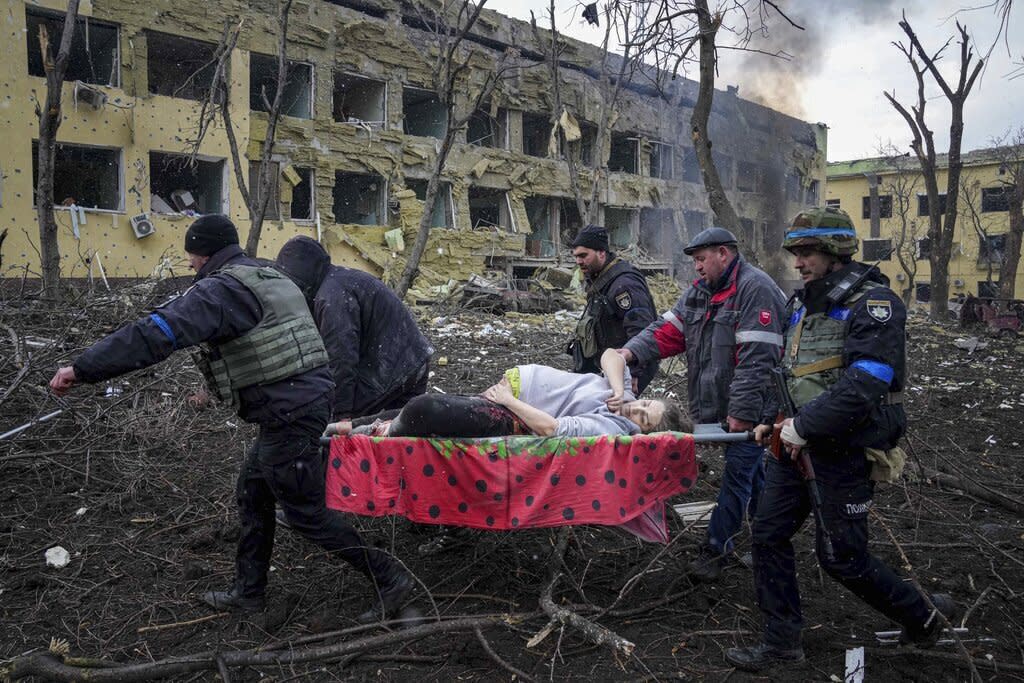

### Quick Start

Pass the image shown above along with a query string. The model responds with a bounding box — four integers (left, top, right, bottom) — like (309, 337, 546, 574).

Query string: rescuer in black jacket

(275, 236, 433, 421)
(49, 215, 413, 622)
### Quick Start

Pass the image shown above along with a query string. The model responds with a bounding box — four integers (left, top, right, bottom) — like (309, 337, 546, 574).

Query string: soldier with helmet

(618, 226, 786, 580)
(725, 207, 956, 671)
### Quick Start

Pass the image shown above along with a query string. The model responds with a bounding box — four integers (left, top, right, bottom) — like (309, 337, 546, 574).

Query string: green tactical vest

(783, 280, 881, 408)
(574, 258, 635, 359)
(196, 265, 328, 407)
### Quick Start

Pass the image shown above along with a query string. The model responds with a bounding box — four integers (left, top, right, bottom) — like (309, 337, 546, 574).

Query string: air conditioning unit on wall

(895, 273, 906, 282)
(953, 279, 965, 288)
(74, 81, 108, 110)
(130, 213, 155, 239)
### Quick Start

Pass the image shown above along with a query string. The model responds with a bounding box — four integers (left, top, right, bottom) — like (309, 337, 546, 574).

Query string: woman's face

(622, 400, 666, 432)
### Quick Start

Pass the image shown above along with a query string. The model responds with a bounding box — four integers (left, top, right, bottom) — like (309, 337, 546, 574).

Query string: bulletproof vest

(196, 265, 328, 407)
(783, 280, 881, 408)
(573, 258, 640, 359)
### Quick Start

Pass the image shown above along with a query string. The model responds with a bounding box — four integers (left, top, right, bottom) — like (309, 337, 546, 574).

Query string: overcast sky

(486, 0, 1022, 162)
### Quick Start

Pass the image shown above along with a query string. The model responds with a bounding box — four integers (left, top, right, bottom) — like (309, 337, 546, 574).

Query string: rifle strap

(790, 355, 844, 377)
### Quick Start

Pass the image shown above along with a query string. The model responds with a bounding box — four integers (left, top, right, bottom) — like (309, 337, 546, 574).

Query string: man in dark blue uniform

(725, 208, 956, 670)
(276, 236, 433, 425)
(568, 224, 659, 393)
(49, 215, 412, 622)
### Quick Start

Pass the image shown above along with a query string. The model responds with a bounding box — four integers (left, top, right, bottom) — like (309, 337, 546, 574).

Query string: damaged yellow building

(1, 0, 827, 290)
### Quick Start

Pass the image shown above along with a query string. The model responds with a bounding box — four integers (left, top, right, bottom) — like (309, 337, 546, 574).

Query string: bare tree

(532, 0, 641, 228)
(991, 129, 1024, 298)
(393, 0, 518, 299)
(33, 0, 82, 298)
(884, 16, 983, 318)
(187, 1, 294, 258)
(879, 146, 923, 303)
(959, 174, 997, 294)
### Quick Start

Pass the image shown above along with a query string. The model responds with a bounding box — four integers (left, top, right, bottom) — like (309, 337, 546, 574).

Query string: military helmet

(683, 226, 738, 255)
(782, 207, 859, 257)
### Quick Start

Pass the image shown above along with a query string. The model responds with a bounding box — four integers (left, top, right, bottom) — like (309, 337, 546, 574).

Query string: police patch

(866, 299, 892, 323)
(758, 309, 772, 327)
(615, 291, 632, 309)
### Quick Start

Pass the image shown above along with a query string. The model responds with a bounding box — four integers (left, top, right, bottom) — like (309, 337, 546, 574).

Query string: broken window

(559, 198, 583, 250)
(608, 134, 638, 174)
(150, 152, 225, 215)
(712, 152, 733, 189)
(468, 186, 512, 230)
(467, 106, 506, 148)
(249, 54, 313, 119)
(981, 186, 1012, 213)
(324, 0, 388, 19)
(805, 179, 820, 206)
(288, 166, 315, 221)
(917, 193, 947, 216)
(333, 73, 386, 126)
(978, 234, 1007, 265)
(825, 198, 841, 210)
(577, 122, 598, 166)
(333, 172, 385, 225)
(681, 149, 701, 183)
(978, 280, 1000, 298)
(648, 142, 674, 180)
(249, 160, 281, 220)
(604, 207, 638, 249)
(683, 210, 706, 239)
(861, 238, 892, 261)
(403, 87, 447, 138)
(916, 237, 931, 260)
(147, 32, 218, 101)
(861, 194, 893, 219)
(524, 196, 556, 257)
(407, 178, 454, 228)
(32, 141, 121, 211)
(26, 8, 119, 87)
(639, 208, 675, 258)
(915, 282, 931, 303)
(737, 161, 762, 193)
(522, 112, 551, 158)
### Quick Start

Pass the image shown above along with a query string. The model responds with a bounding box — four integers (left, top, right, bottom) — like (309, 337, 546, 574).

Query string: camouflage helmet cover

(782, 207, 859, 257)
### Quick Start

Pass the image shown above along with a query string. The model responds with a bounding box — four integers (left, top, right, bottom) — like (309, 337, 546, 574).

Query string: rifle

(770, 366, 835, 562)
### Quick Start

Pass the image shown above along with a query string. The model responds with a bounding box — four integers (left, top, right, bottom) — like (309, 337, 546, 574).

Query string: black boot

(687, 545, 725, 582)
(357, 555, 414, 624)
(201, 588, 266, 613)
(725, 642, 805, 671)
(900, 593, 959, 648)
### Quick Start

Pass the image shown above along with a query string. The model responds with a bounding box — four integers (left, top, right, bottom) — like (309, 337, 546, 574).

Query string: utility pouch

(573, 310, 601, 359)
(865, 446, 906, 483)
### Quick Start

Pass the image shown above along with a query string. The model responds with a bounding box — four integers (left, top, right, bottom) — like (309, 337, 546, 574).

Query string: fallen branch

(3, 615, 520, 681)
(136, 612, 229, 634)
(915, 462, 1024, 515)
(475, 626, 535, 682)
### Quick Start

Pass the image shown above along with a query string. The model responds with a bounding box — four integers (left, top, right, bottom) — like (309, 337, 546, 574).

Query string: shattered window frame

(604, 206, 638, 248)
(25, 8, 120, 88)
(916, 236, 931, 260)
(648, 141, 674, 180)
(288, 166, 316, 222)
(467, 185, 514, 231)
(521, 112, 552, 158)
(608, 134, 639, 174)
(861, 237, 893, 262)
(31, 140, 124, 213)
(861, 194, 893, 219)
(467, 105, 507, 149)
(333, 171, 387, 225)
(825, 198, 841, 210)
(402, 86, 448, 139)
(639, 207, 675, 259)
(981, 186, 1012, 213)
(146, 31, 219, 102)
(978, 233, 1007, 266)
(333, 71, 388, 128)
(914, 282, 931, 303)
(524, 195, 557, 258)
(407, 178, 455, 229)
(559, 198, 583, 251)
(249, 53, 315, 119)
(149, 151, 228, 216)
(916, 192, 947, 216)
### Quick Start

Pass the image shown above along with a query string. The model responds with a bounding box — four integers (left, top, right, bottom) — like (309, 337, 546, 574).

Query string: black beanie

(184, 214, 239, 256)
(571, 224, 609, 251)
(277, 236, 331, 299)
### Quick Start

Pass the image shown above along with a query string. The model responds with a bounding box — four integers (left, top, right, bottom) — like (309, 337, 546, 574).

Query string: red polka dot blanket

(325, 432, 698, 543)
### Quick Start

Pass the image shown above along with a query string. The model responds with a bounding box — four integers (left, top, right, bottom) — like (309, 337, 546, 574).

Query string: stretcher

(323, 427, 752, 543)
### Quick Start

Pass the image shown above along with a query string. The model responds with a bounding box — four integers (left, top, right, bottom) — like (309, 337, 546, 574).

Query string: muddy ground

(1, 279, 1023, 682)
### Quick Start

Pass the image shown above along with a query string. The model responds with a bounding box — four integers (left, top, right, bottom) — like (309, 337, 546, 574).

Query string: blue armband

(149, 313, 178, 350)
(850, 359, 894, 385)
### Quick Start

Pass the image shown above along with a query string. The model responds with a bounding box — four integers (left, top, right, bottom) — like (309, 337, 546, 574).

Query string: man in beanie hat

(50, 215, 413, 623)
(276, 235, 432, 427)
(568, 224, 659, 393)
(619, 226, 786, 581)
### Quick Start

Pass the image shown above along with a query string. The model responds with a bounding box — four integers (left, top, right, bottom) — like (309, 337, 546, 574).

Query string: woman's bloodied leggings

(353, 394, 531, 437)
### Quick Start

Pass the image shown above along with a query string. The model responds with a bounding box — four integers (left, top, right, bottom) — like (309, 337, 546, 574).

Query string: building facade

(827, 147, 1021, 303)
(1, 0, 826, 289)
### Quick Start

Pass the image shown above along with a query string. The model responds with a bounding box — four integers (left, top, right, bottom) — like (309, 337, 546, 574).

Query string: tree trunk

(245, 0, 292, 257)
(690, 0, 743, 249)
(999, 180, 1023, 299)
(394, 129, 458, 299)
(34, 0, 82, 299)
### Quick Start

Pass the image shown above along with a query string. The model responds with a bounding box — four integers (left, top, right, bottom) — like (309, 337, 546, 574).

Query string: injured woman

(330, 349, 689, 438)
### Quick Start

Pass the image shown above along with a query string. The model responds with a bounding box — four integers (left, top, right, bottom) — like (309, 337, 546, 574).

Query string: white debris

(75, 507, 87, 516)
(45, 546, 70, 568)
